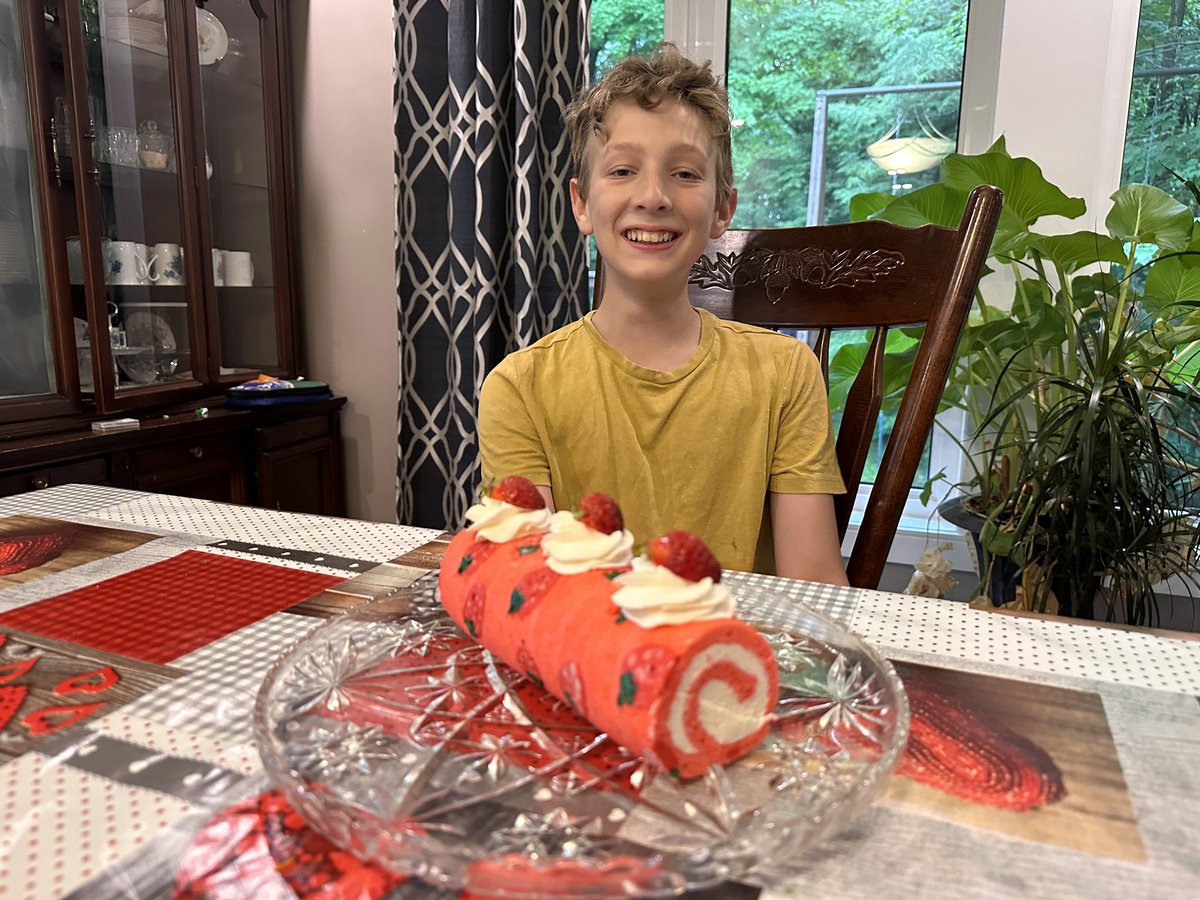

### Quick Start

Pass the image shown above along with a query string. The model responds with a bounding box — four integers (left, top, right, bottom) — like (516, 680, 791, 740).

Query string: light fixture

(866, 113, 954, 175)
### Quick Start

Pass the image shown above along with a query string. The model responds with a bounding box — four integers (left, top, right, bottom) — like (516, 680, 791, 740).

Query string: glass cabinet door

(0, 0, 59, 405)
(194, 0, 283, 378)
(68, 0, 197, 399)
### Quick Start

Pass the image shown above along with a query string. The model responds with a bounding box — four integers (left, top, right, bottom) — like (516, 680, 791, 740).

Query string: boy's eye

(676, 170, 701, 180)
(609, 167, 634, 177)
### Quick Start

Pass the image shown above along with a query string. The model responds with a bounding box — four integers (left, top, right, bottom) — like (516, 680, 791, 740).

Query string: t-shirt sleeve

(769, 341, 846, 495)
(478, 355, 552, 487)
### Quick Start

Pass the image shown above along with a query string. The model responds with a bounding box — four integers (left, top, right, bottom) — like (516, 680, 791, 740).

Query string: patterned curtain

(394, 1, 590, 530)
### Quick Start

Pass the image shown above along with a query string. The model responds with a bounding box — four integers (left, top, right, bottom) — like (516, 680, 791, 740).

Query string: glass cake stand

(254, 573, 909, 897)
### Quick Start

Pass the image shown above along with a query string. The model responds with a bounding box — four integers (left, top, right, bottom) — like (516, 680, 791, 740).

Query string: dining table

(0, 484, 1197, 900)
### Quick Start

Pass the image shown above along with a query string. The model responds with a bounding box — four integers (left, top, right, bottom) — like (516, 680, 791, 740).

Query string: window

(587, 0, 1163, 567)
(1121, 0, 1200, 192)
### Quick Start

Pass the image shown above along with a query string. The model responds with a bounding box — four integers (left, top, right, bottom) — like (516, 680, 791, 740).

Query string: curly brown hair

(564, 43, 733, 207)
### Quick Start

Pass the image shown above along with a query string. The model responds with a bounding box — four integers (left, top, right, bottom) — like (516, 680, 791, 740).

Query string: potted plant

(840, 140, 1200, 624)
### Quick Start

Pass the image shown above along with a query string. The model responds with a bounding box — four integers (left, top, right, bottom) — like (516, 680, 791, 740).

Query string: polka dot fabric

(849, 591, 1200, 694)
(86, 493, 437, 562)
(91, 712, 262, 777)
(0, 751, 194, 900)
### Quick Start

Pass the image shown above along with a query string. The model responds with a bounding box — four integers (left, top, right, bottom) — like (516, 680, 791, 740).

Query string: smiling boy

(478, 44, 847, 584)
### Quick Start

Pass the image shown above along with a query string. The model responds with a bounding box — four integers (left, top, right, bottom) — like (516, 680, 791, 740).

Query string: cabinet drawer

(0, 457, 109, 498)
(255, 415, 332, 451)
(130, 434, 246, 496)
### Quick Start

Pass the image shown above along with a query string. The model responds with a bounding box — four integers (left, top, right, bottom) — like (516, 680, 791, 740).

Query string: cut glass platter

(255, 573, 909, 897)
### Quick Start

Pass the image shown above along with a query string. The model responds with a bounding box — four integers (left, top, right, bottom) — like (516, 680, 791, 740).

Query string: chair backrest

(593, 184, 1002, 589)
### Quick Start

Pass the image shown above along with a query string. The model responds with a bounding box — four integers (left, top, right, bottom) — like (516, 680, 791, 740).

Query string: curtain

(394, 1, 590, 530)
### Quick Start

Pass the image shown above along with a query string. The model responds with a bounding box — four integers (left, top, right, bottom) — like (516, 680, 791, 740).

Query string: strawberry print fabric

(0, 551, 340, 664)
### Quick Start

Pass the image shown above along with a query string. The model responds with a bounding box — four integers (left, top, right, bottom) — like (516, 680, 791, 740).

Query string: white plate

(124, 311, 175, 353)
(196, 9, 228, 66)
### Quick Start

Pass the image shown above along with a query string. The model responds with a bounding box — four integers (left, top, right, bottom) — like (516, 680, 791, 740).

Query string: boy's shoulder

(489, 316, 591, 378)
(703, 310, 811, 354)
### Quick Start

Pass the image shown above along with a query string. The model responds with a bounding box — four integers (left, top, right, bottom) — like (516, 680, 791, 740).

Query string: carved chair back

(592, 185, 1003, 588)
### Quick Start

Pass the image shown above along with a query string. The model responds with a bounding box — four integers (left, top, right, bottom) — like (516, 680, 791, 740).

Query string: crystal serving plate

(255, 574, 909, 897)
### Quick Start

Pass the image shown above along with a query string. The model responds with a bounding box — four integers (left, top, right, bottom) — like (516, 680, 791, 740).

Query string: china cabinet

(0, 0, 343, 513)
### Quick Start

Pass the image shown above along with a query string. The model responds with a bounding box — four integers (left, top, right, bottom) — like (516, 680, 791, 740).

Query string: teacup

(223, 250, 254, 286)
(106, 240, 150, 285)
(149, 242, 185, 285)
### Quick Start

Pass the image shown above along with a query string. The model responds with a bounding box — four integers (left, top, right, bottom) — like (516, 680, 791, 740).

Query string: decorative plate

(124, 310, 175, 353)
(196, 9, 229, 66)
(255, 574, 909, 897)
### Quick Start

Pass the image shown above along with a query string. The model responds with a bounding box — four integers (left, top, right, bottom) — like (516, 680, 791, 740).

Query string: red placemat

(0, 551, 340, 664)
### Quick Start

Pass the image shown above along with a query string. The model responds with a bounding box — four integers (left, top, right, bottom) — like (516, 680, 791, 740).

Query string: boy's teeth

(625, 229, 675, 244)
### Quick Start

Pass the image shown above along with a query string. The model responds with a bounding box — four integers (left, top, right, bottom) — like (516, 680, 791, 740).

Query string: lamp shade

(866, 135, 955, 175)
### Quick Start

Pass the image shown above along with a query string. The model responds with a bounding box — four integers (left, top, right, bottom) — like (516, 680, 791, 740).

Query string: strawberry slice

(490, 476, 545, 510)
(577, 492, 624, 534)
(648, 530, 722, 583)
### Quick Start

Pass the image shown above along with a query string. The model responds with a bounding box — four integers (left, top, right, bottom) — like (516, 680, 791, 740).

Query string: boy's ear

(569, 178, 595, 236)
(709, 187, 738, 239)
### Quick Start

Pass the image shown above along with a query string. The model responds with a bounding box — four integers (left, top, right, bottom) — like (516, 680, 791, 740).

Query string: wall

(288, 1, 397, 523)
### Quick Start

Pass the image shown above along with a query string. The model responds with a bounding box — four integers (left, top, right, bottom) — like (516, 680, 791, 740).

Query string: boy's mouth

(622, 229, 679, 245)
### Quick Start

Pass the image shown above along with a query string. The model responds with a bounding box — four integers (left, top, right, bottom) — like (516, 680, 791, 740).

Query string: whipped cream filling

(465, 496, 552, 543)
(541, 510, 634, 574)
(613, 558, 734, 628)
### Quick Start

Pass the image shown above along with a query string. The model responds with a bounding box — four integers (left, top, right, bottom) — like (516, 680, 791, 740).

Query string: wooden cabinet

(1, 0, 300, 426)
(0, 1, 340, 514)
(0, 399, 346, 515)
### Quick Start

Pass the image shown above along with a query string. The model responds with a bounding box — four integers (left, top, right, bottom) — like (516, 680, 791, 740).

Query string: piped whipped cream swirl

(541, 510, 634, 574)
(613, 558, 734, 628)
(465, 496, 552, 543)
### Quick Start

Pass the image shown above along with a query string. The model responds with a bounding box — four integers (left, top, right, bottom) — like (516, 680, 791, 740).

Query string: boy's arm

(478, 362, 555, 510)
(770, 492, 849, 585)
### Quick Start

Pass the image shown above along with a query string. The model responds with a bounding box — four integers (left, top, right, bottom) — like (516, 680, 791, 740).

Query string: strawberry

(648, 530, 722, 583)
(576, 492, 624, 534)
(490, 476, 545, 510)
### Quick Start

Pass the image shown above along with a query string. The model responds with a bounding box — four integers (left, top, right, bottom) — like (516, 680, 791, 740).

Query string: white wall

(289, 1, 397, 523)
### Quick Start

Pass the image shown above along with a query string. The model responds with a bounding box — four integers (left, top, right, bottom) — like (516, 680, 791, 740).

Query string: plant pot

(937, 496, 1021, 607)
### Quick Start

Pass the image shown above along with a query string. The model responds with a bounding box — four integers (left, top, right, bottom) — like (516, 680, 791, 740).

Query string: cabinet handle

(82, 127, 100, 184)
(30, 476, 50, 490)
(189, 446, 204, 459)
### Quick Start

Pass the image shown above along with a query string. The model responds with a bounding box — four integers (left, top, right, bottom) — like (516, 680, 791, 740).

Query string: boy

(478, 44, 847, 585)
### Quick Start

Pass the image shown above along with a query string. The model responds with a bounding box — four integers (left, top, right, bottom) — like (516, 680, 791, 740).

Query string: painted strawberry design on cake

(508, 566, 559, 616)
(617, 645, 673, 711)
(462, 583, 487, 639)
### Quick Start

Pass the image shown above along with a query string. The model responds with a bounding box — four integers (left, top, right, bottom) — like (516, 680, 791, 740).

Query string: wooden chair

(593, 184, 1003, 589)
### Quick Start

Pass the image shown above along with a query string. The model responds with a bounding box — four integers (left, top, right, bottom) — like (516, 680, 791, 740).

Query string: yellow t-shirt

(478, 308, 845, 573)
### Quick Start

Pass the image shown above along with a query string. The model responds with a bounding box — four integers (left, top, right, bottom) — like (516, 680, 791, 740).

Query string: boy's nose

(634, 173, 671, 209)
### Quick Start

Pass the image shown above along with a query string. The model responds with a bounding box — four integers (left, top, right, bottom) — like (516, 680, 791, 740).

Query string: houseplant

(840, 139, 1200, 624)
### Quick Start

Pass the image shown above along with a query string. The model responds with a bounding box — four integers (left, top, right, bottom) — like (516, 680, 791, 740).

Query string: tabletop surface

(0, 485, 1196, 899)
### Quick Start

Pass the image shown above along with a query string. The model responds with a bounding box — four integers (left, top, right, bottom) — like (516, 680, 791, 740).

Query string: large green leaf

(827, 340, 867, 410)
(942, 150, 1086, 226)
(870, 183, 970, 228)
(1144, 256, 1200, 315)
(1025, 231, 1127, 276)
(1105, 184, 1194, 251)
(848, 192, 894, 223)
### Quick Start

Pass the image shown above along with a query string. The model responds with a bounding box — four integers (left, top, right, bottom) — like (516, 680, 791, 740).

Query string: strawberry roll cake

(439, 477, 779, 778)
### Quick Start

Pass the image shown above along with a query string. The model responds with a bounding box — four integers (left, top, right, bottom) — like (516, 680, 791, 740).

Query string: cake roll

(438, 483, 779, 778)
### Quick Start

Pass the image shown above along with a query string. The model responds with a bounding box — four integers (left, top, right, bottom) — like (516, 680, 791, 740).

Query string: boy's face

(570, 98, 736, 302)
